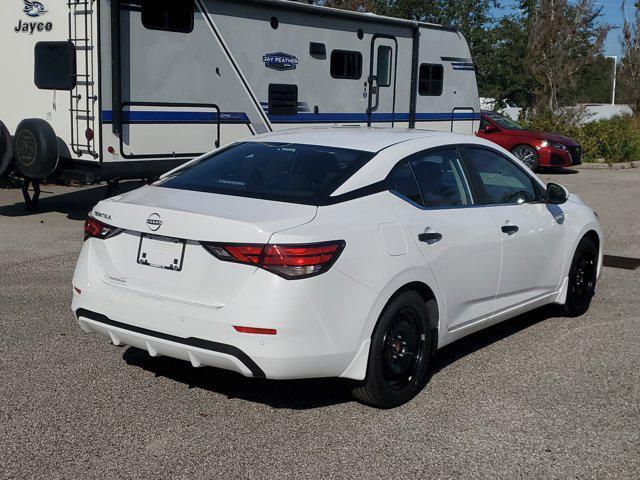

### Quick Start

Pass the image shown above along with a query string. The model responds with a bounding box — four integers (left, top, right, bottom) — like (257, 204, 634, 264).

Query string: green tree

(526, 0, 610, 110)
(619, 1, 640, 112)
(479, 14, 532, 105)
(564, 55, 615, 104)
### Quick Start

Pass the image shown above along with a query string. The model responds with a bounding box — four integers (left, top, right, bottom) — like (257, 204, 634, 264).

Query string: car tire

(563, 236, 598, 317)
(512, 144, 540, 172)
(13, 118, 59, 180)
(351, 291, 434, 408)
(0, 121, 13, 177)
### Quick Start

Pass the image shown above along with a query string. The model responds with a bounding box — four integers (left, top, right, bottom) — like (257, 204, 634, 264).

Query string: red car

(477, 111, 582, 171)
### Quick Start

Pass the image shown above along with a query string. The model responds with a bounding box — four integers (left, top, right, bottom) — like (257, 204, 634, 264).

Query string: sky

(498, 1, 634, 58)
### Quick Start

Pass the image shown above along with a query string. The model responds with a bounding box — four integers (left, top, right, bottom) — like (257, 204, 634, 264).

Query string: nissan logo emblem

(146, 213, 163, 231)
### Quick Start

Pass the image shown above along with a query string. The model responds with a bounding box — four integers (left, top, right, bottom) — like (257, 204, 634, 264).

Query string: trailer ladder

(68, 0, 99, 159)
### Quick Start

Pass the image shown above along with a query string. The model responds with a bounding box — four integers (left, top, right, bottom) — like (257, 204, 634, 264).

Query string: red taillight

(85, 128, 94, 141)
(202, 240, 346, 279)
(225, 245, 263, 264)
(233, 326, 277, 335)
(84, 216, 118, 240)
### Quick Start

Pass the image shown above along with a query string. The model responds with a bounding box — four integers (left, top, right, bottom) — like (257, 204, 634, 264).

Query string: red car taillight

(202, 241, 346, 279)
(84, 216, 119, 240)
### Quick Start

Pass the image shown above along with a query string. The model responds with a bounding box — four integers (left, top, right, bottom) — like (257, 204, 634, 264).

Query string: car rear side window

(159, 142, 374, 205)
(387, 161, 423, 206)
(464, 147, 538, 205)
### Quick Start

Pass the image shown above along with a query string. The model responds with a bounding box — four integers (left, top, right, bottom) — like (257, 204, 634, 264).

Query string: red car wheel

(512, 145, 539, 171)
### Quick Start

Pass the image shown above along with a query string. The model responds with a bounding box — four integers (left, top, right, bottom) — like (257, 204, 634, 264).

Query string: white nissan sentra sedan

(72, 127, 603, 408)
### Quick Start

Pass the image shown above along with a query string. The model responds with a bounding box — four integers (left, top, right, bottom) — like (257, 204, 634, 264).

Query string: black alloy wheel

(381, 307, 425, 390)
(352, 291, 434, 408)
(564, 237, 598, 316)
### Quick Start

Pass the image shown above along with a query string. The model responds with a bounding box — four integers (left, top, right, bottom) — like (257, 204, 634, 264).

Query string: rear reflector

(73, 286, 82, 294)
(202, 240, 346, 279)
(234, 326, 277, 335)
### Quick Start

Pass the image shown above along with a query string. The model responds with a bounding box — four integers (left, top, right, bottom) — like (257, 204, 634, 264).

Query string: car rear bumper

(71, 241, 376, 380)
(76, 309, 265, 377)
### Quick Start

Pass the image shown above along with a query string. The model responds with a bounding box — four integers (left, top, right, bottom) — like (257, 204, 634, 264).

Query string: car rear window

(158, 142, 375, 205)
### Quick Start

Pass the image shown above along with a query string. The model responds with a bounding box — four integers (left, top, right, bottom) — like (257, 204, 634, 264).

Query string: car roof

(245, 126, 470, 153)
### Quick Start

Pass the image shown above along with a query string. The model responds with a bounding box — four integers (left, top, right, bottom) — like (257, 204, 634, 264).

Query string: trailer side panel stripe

(101, 110, 480, 124)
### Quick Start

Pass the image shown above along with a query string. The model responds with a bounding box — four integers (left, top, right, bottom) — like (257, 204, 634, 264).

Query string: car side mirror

(547, 183, 569, 205)
(484, 124, 498, 134)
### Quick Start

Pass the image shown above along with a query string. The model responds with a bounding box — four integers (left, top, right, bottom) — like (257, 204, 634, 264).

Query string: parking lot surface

(1, 168, 639, 479)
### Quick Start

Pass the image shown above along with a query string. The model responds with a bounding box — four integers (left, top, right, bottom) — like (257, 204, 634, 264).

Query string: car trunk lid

(88, 186, 317, 306)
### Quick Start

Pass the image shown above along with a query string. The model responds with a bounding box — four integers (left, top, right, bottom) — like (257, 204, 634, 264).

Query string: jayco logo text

(15, 0, 53, 35)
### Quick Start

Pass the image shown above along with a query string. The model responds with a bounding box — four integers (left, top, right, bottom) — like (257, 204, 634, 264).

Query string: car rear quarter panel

(270, 191, 445, 352)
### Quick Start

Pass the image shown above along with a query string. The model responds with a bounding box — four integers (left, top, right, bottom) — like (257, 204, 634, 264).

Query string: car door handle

(418, 232, 443, 244)
(501, 225, 519, 235)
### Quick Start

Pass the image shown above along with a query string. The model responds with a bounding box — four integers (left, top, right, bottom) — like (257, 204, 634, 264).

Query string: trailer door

(367, 36, 397, 126)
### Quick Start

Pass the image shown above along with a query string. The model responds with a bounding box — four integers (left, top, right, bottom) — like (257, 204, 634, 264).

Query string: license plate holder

(137, 234, 186, 271)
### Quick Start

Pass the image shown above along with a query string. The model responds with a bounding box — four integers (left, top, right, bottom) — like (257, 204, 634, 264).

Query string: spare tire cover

(0, 122, 6, 156)
(0, 122, 12, 176)
(14, 118, 59, 179)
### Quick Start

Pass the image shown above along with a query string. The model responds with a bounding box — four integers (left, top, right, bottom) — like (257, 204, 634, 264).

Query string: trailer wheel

(0, 121, 13, 177)
(14, 118, 59, 180)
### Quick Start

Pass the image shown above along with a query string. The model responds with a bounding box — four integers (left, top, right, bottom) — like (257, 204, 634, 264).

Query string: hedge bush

(520, 112, 640, 163)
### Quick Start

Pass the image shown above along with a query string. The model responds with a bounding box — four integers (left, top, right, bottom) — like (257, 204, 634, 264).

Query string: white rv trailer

(0, 0, 480, 206)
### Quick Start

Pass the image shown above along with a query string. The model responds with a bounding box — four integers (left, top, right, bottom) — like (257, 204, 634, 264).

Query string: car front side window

(409, 149, 472, 208)
(464, 147, 538, 205)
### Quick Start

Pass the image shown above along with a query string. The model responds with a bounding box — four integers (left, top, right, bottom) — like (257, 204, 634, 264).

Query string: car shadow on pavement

(122, 346, 355, 409)
(429, 304, 561, 375)
(542, 167, 579, 175)
(0, 181, 141, 220)
(121, 305, 563, 410)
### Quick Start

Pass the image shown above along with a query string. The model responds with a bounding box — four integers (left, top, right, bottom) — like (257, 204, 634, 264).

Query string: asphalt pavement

(0, 167, 638, 479)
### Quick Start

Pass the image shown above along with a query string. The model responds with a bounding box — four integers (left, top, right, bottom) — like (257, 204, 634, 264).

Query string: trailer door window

(330, 50, 362, 80)
(419, 64, 444, 96)
(376, 46, 393, 87)
(142, 0, 194, 33)
(34, 41, 76, 91)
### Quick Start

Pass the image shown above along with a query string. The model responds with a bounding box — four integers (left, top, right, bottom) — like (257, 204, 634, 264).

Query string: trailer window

(268, 84, 298, 116)
(142, 0, 194, 34)
(418, 64, 444, 96)
(159, 142, 375, 205)
(34, 41, 77, 91)
(331, 50, 362, 80)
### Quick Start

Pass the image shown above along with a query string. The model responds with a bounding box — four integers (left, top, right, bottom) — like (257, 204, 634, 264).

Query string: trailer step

(74, 10, 93, 15)
(77, 81, 94, 86)
(70, 148, 99, 159)
(75, 46, 94, 51)
(76, 115, 95, 121)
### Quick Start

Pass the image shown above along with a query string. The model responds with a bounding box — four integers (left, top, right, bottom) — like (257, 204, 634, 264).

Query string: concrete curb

(577, 161, 639, 170)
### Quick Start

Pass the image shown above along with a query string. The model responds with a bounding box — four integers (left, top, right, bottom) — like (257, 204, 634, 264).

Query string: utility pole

(606, 56, 617, 105)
